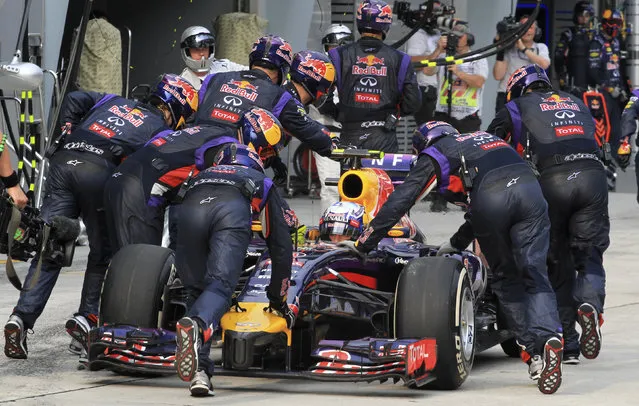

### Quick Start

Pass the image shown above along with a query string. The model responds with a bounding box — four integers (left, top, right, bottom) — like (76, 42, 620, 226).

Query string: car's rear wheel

(395, 257, 475, 390)
(100, 244, 174, 327)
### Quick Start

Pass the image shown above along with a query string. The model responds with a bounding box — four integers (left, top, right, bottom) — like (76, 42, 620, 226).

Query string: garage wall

(90, 0, 236, 88)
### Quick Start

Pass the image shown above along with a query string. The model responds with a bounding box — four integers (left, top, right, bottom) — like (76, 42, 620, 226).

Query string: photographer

(423, 32, 486, 212)
(406, 1, 442, 125)
(425, 33, 488, 132)
(493, 16, 550, 113)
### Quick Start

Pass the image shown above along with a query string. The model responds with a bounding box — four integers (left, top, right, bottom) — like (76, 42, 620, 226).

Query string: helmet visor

(182, 34, 215, 49)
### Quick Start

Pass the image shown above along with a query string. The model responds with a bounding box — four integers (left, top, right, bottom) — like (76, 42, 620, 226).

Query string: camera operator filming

(424, 29, 488, 132)
(493, 15, 549, 113)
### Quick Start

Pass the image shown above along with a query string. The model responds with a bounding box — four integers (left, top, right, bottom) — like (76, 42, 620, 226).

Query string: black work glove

(270, 156, 288, 187)
(265, 292, 295, 330)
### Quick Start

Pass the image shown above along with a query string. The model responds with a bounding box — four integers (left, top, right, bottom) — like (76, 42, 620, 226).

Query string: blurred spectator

(493, 16, 550, 113)
(406, 1, 442, 125)
(424, 32, 487, 212)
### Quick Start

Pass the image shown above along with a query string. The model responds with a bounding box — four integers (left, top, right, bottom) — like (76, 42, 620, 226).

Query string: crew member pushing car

(488, 64, 609, 365)
(4, 74, 195, 359)
(342, 121, 564, 394)
(173, 138, 293, 397)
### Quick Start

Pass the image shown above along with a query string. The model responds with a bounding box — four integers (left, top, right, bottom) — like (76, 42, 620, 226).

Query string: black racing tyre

(395, 257, 475, 390)
(100, 244, 174, 327)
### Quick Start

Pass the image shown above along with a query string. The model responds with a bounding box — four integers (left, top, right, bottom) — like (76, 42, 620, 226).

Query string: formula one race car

(85, 150, 516, 390)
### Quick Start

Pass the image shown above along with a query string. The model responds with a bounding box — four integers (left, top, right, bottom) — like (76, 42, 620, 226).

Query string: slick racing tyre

(100, 244, 174, 327)
(395, 257, 475, 390)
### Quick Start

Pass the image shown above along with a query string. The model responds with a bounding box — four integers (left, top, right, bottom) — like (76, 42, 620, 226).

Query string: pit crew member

(309, 24, 354, 212)
(3, 74, 195, 359)
(327, 0, 421, 152)
(554, 1, 595, 91)
(588, 9, 631, 161)
(487, 64, 608, 364)
(619, 88, 639, 202)
(174, 139, 292, 397)
(344, 121, 564, 394)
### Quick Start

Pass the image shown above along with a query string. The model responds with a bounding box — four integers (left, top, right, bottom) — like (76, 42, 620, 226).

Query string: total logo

(355, 92, 380, 104)
(555, 125, 584, 137)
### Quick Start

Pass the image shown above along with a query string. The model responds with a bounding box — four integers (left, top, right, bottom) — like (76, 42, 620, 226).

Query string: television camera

(0, 195, 80, 290)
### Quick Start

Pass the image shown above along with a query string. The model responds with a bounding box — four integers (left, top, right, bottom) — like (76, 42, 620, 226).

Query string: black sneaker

(577, 303, 602, 359)
(175, 317, 201, 382)
(190, 369, 215, 396)
(538, 337, 563, 394)
(563, 353, 580, 365)
(4, 315, 28, 359)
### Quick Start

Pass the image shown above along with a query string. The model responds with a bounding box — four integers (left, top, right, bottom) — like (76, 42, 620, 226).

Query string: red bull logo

(221, 79, 258, 102)
(298, 56, 335, 83)
(165, 76, 197, 105)
(541, 94, 572, 104)
(352, 55, 387, 76)
(376, 4, 393, 23)
(252, 109, 282, 146)
(539, 93, 580, 112)
(276, 42, 294, 65)
(107, 104, 145, 127)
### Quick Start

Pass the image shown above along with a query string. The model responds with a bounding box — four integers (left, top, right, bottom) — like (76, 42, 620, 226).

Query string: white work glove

(436, 240, 460, 256)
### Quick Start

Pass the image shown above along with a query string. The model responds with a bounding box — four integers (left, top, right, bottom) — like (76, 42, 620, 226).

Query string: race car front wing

(84, 325, 437, 388)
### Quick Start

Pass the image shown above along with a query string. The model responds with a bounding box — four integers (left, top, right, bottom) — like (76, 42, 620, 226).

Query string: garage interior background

(0, 0, 637, 193)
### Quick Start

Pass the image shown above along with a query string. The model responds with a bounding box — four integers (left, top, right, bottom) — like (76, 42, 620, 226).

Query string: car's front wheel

(394, 256, 475, 390)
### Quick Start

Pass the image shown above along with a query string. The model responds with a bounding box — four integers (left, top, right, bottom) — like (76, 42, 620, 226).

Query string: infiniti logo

(359, 76, 378, 87)
(107, 116, 125, 126)
(554, 110, 575, 119)
(223, 95, 243, 106)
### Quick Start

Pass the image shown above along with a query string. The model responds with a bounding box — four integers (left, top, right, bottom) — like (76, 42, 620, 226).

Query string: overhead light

(0, 50, 43, 91)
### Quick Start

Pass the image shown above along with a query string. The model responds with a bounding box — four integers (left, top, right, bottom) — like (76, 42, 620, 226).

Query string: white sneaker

(528, 355, 543, 380)
(68, 338, 84, 355)
(65, 315, 92, 353)
(190, 369, 214, 396)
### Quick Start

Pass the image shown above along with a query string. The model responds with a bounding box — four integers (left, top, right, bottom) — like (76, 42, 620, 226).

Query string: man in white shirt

(493, 16, 550, 113)
(425, 33, 488, 133)
(406, 8, 441, 125)
(179, 26, 247, 90)
(424, 32, 487, 212)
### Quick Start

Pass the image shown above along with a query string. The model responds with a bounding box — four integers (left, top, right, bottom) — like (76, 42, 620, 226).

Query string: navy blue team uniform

(328, 38, 420, 152)
(8, 90, 168, 345)
(175, 163, 292, 378)
(488, 87, 608, 361)
(355, 130, 561, 361)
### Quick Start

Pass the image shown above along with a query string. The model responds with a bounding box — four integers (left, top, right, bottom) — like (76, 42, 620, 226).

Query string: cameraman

(406, 1, 442, 125)
(425, 33, 488, 132)
(424, 32, 486, 212)
(493, 16, 550, 113)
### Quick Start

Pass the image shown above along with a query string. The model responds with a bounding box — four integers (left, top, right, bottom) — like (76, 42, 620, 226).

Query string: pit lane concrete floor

(1, 192, 638, 405)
